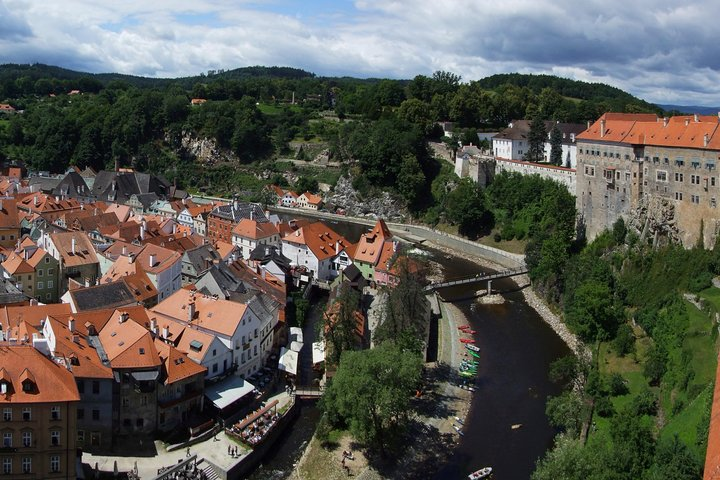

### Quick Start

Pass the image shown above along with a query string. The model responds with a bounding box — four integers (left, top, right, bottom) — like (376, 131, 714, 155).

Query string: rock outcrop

(324, 176, 408, 222)
(174, 132, 238, 166)
(627, 196, 681, 246)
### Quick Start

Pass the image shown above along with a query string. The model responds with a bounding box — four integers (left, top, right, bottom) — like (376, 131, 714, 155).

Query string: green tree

(374, 262, 430, 352)
(397, 154, 427, 211)
(532, 434, 598, 480)
(524, 115, 547, 162)
(645, 435, 701, 480)
(320, 343, 423, 455)
(445, 177, 489, 238)
(545, 391, 588, 437)
(564, 280, 620, 342)
(323, 283, 361, 365)
(549, 124, 563, 165)
(295, 176, 318, 194)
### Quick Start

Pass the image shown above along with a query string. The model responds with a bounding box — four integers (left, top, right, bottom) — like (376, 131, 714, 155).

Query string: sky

(1, 0, 720, 106)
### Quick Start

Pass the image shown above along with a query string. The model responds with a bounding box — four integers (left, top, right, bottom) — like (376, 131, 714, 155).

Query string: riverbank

(424, 239, 584, 356)
(289, 295, 473, 480)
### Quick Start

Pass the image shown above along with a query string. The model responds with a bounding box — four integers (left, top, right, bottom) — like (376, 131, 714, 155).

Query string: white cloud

(2, 0, 720, 106)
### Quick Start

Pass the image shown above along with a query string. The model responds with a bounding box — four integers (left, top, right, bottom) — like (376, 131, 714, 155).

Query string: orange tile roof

(44, 316, 113, 379)
(1, 251, 34, 275)
(214, 240, 237, 260)
(99, 310, 161, 369)
(151, 289, 247, 338)
(232, 218, 279, 240)
(154, 339, 206, 384)
(579, 112, 720, 150)
(354, 219, 393, 265)
(102, 241, 181, 275)
(0, 345, 81, 404)
(0, 198, 19, 228)
(282, 221, 351, 261)
(49, 231, 98, 267)
(104, 203, 134, 222)
(0, 303, 72, 332)
(301, 192, 322, 204)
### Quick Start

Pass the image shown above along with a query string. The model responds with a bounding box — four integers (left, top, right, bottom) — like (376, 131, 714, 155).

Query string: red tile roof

(151, 289, 247, 338)
(154, 339, 206, 384)
(98, 311, 161, 369)
(282, 221, 351, 262)
(0, 345, 81, 404)
(49, 231, 98, 267)
(0, 198, 19, 229)
(232, 218, 279, 240)
(44, 316, 113, 379)
(354, 219, 393, 266)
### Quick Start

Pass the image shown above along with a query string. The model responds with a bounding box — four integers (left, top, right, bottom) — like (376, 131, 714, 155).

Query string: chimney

(84, 278, 90, 288)
(162, 325, 169, 339)
(119, 311, 129, 323)
(111, 180, 116, 191)
(29, 298, 38, 306)
(150, 317, 158, 334)
(122, 245, 127, 256)
(705, 133, 710, 147)
(24, 248, 29, 260)
(587, 120, 591, 129)
(71, 238, 76, 255)
(149, 254, 156, 268)
(34, 195, 38, 206)
(187, 301, 195, 322)
(694, 114, 699, 122)
(128, 253, 135, 264)
(570, 133, 576, 142)
(600, 119, 606, 138)
(80, 203, 84, 210)
(172, 224, 177, 235)
(335, 241, 339, 255)
(663, 117, 669, 127)
(114, 158, 119, 172)
(68, 317, 75, 332)
(685, 118, 690, 126)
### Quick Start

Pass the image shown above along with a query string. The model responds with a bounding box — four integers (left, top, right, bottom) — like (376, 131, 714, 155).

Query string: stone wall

(496, 159, 576, 194)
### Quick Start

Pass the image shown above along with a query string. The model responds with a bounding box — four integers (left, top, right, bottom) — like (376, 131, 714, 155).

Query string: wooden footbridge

(293, 386, 324, 398)
(424, 266, 528, 292)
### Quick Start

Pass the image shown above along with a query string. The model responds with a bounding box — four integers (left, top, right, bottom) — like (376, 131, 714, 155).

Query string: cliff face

(324, 176, 408, 222)
(627, 196, 681, 247)
(173, 131, 238, 166)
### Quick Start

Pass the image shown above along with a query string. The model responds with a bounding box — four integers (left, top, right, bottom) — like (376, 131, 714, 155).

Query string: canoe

(459, 370, 476, 378)
(458, 325, 471, 330)
(468, 467, 492, 479)
(468, 350, 481, 359)
(466, 330, 477, 334)
(455, 416, 464, 425)
(466, 344, 480, 352)
(453, 424, 464, 436)
(460, 338, 475, 344)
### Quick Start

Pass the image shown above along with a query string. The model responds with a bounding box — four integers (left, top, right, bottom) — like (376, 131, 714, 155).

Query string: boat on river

(468, 466, 492, 479)
(460, 338, 475, 344)
(459, 325, 471, 331)
(466, 344, 480, 352)
(467, 350, 481, 359)
(459, 370, 476, 378)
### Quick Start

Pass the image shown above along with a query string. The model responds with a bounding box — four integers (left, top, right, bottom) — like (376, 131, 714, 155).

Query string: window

(50, 455, 59, 473)
(713, 177, 717, 187)
(656, 171, 667, 182)
(77, 409, 84, 420)
(92, 381, 100, 394)
(2, 408, 10, 422)
(2, 457, 10, 474)
(51, 406, 60, 420)
(141, 396, 147, 406)
(36, 282, 43, 290)
(76, 380, 84, 394)
(77, 430, 85, 445)
(676, 158, 685, 166)
(712, 197, 717, 208)
(50, 430, 60, 446)
(21, 457, 30, 474)
(691, 174, 701, 185)
(92, 410, 99, 421)
(22, 431, 31, 447)
(212, 363, 218, 373)
(122, 419, 131, 427)
(22, 408, 31, 421)
(45, 257, 50, 264)
(48, 268, 54, 275)
(37, 269, 43, 277)
(584, 165, 595, 177)
(2, 433, 10, 447)
(692, 194, 700, 204)
(136, 418, 144, 428)
(675, 192, 683, 201)
(675, 173, 684, 182)
(121, 398, 129, 408)
(254, 328, 258, 339)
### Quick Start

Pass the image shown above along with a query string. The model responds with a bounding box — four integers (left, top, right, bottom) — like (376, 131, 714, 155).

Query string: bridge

(293, 386, 324, 398)
(424, 266, 529, 292)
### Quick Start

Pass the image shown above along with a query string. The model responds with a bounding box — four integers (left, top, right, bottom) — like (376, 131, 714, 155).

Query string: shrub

(594, 396, 615, 417)
(631, 389, 657, 416)
(613, 324, 635, 357)
(609, 373, 629, 396)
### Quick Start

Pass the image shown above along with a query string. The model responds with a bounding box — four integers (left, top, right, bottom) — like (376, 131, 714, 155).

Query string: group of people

(230, 410, 280, 446)
(157, 459, 208, 480)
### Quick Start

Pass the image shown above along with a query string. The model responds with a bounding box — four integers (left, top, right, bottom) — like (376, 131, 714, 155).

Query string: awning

(205, 376, 256, 410)
(289, 341, 303, 353)
(312, 341, 325, 364)
(131, 371, 159, 382)
(289, 327, 304, 344)
(278, 347, 298, 376)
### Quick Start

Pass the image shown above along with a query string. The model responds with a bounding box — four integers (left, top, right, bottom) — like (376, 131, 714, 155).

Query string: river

(249, 216, 570, 479)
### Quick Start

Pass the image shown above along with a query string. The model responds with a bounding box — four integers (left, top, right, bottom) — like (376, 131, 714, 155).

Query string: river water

(248, 216, 570, 479)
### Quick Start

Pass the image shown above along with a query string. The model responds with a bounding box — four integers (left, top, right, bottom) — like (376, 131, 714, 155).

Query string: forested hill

(477, 73, 660, 113)
(0, 63, 316, 91)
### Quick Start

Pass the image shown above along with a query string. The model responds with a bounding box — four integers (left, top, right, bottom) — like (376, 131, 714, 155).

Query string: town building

(41, 231, 99, 294)
(206, 200, 267, 244)
(231, 218, 281, 260)
(576, 113, 720, 247)
(353, 219, 394, 281)
(0, 199, 20, 248)
(280, 221, 353, 282)
(0, 344, 80, 478)
(492, 120, 585, 168)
